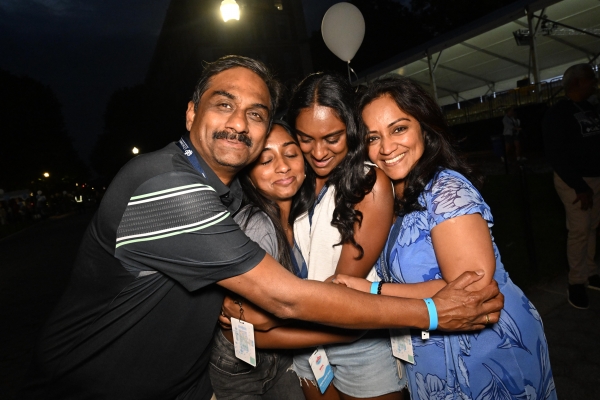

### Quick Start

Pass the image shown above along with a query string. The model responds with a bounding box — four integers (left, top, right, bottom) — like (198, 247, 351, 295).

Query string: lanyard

(176, 136, 206, 178)
(379, 215, 404, 283)
(308, 184, 329, 228)
(290, 240, 308, 279)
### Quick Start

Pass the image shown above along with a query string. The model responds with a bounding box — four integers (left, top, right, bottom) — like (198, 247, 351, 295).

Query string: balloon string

(347, 61, 351, 83)
(347, 62, 359, 84)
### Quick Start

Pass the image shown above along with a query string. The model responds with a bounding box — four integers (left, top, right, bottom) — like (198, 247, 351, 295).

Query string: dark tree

(91, 84, 182, 180)
(0, 69, 87, 191)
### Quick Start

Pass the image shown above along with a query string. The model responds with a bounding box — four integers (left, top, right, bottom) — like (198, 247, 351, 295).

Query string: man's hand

(573, 190, 593, 210)
(221, 294, 284, 331)
(432, 271, 503, 331)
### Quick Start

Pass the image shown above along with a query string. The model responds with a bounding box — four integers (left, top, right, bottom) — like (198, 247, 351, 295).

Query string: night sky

(0, 0, 342, 165)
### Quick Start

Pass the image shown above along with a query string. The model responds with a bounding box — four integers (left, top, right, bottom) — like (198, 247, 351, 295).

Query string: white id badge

(389, 328, 415, 364)
(309, 347, 334, 394)
(231, 318, 256, 367)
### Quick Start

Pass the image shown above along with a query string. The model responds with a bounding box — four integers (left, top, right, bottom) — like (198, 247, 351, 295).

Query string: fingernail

(475, 270, 484, 275)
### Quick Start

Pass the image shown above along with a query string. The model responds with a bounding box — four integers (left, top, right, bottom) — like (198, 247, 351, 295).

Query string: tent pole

(527, 7, 541, 102)
(426, 51, 439, 102)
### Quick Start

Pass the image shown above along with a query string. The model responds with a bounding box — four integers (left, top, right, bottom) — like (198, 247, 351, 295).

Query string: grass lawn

(481, 171, 569, 290)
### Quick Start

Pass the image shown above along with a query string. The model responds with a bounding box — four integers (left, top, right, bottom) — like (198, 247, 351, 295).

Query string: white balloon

(321, 2, 365, 62)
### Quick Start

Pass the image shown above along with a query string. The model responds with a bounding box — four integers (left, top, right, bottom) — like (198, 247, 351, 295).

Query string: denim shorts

(292, 331, 407, 397)
(209, 330, 305, 400)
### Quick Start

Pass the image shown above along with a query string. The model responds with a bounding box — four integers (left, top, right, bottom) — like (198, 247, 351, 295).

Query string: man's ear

(185, 101, 196, 131)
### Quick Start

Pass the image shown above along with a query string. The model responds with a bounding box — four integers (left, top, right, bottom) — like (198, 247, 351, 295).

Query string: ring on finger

(485, 314, 490, 324)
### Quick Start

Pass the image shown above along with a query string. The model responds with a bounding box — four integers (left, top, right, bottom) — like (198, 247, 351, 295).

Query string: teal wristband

(370, 281, 379, 294)
(424, 298, 438, 331)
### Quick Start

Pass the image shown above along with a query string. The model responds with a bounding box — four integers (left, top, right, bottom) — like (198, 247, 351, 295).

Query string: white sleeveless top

(293, 184, 379, 282)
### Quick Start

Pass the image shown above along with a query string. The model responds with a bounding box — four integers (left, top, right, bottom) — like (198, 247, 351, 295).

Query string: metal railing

(444, 79, 565, 126)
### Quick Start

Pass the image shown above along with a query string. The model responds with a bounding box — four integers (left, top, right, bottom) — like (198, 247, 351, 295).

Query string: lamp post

(220, 0, 240, 22)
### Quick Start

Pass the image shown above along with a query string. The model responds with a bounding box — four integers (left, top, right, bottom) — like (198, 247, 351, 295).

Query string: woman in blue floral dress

(335, 76, 556, 400)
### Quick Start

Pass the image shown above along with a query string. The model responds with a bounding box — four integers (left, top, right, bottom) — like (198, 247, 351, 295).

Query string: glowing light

(221, 0, 240, 22)
(43, 172, 50, 178)
(132, 147, 140, 155)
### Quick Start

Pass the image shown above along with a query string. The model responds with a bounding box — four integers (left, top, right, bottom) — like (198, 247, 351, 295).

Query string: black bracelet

(377, 281, 383, 295)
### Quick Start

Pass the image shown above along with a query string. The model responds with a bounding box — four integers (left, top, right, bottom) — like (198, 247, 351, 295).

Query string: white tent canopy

(356, 0, 600, 107)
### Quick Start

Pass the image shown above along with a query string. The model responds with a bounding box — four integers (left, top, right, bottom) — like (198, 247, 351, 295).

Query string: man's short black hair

(192, 55, 281, 123)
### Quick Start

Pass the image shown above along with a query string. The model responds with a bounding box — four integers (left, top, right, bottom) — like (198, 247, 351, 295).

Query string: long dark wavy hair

(237, 120, 299, 272)
(356, 76, 481, 216)
(286, 72, 376, 258)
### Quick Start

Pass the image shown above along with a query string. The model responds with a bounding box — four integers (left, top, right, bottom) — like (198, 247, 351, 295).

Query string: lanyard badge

(309, 347, 334, 394)
(176, 136, 207, 178)
(230, 299, 257, 367)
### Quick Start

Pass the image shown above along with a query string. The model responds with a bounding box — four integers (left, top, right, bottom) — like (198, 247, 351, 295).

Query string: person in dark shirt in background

(543, 63, 600, 309)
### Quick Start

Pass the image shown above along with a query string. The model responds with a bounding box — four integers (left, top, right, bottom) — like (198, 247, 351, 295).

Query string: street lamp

(43, 172, 50, 178)
(220, 0, 240, 22)
(132, 147, 139, 155)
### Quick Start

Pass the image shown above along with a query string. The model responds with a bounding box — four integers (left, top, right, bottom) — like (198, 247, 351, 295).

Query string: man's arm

(221, 323, 361, 349)
(217, 253, 503, 331)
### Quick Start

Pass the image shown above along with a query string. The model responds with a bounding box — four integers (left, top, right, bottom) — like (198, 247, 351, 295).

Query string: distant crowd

(0, 190, 103, 226)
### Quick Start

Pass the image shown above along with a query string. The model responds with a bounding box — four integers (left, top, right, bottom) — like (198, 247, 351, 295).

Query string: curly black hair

(237, 120, 299, 272)
(286, 72, 376, 258)
(356, 76, 481, 216)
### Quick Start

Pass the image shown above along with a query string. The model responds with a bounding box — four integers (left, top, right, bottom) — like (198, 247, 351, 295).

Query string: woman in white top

(286, 73, 406, 400)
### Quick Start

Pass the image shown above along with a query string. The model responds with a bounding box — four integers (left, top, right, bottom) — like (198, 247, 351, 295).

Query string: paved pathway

(0, 212, 92, 399)
(526, 274, 600, 399)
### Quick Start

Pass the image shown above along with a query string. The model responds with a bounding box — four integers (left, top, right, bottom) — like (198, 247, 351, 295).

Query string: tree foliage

(0, 69, 87, 191)
(91, 84, 182, 180)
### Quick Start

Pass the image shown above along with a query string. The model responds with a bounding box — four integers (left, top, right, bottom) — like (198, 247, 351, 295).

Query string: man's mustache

(213, 131, 252, 147)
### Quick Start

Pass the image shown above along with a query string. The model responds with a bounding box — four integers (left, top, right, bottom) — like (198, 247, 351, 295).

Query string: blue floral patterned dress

(377, 169, 556, 400)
